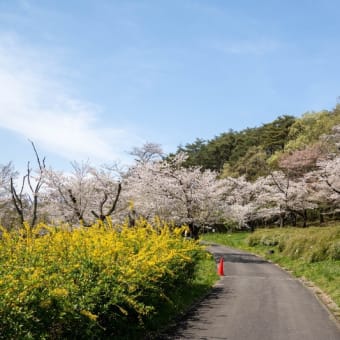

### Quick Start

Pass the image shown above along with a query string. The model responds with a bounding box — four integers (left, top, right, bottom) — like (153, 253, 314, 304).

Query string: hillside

(174, 104, 340, 180)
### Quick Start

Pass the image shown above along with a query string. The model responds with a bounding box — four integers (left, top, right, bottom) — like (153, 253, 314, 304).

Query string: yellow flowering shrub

(0, 218, 204, 339)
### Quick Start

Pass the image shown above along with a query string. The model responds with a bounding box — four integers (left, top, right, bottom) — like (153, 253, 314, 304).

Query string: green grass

(201, 228, 340, 309)
(202, 231, 250, 249)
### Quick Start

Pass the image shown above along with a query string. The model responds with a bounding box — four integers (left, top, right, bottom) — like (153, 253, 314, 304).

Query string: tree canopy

(174, 106, 340, 181)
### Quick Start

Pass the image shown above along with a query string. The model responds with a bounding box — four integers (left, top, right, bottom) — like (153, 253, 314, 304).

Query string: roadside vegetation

(202, 226, 340, 313)
(0, 219, 218, 339)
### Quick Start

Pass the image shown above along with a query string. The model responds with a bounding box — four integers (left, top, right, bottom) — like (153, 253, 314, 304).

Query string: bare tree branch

(9, 141, 46, 229)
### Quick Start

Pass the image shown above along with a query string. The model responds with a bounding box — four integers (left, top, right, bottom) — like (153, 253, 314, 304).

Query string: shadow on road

(157, 284, 233, 339)
(210, 250, 268, 265)
(220, 253, 268, 264)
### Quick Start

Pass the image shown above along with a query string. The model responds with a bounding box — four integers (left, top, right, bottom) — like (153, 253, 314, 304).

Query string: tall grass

(247, 226, 340, 262)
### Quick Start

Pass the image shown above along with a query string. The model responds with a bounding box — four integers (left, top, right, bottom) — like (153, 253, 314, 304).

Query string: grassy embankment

(202, 226, 340, 318)
(0, 219, 218, 339)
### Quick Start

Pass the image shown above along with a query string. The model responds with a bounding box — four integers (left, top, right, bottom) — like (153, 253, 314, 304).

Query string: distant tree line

(173, 105, 340, 181)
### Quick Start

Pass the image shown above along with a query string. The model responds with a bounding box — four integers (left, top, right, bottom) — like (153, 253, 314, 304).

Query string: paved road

(159, 243, 340, 340)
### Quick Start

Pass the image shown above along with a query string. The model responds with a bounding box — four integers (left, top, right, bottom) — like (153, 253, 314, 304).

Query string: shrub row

(0, 219, 205, 339)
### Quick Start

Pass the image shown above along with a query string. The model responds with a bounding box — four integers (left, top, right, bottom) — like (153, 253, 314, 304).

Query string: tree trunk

(319, 209, 325, 225)
(291, 212, 297, 227)
(188, 222, 199, 240)
(279, 212, 285, 228)
(302, 209, 307, 228)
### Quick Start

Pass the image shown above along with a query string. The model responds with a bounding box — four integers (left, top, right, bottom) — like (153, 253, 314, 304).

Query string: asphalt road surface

(159, 243, 340, 340)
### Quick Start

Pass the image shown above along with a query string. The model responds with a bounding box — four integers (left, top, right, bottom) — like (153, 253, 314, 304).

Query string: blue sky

(0, 0, 339, 171)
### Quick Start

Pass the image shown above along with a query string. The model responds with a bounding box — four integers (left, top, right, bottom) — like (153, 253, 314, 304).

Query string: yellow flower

(50, 288, 69, 297)
(39, 299, 52, 308)
(80, 309, 98, 321)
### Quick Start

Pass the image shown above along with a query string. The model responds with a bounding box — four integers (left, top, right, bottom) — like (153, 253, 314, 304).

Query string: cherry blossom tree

(222, 176, 259, 230)
(317, 156, 340, 195)
(45, 162, 124, 226)
(0, 162, 15, 199)
(125, 152, 227, 237)
(129, 142, 164, 164)
(255, 171, 317, 227)
(303, 169, 337, 223)
(278, 143, 323, 176)
(309, 155, 340, 223)
(0, 162, 18, 228)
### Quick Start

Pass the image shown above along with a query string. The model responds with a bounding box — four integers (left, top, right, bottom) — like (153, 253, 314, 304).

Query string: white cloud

(0, 33, 142, 165)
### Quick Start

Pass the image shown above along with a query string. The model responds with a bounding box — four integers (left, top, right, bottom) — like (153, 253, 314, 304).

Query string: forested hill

(173, 105, 340, 180)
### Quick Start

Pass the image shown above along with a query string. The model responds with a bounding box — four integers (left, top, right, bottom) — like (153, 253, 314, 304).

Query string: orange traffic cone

(217, 257, 224, 276)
